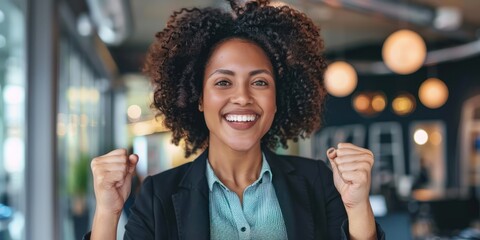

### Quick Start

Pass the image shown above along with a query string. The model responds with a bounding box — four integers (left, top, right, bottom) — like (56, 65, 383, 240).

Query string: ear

(198, 96, 203, 112)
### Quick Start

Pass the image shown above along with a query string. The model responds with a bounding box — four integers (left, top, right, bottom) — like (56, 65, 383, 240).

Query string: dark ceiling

(101, 0, 480, 74)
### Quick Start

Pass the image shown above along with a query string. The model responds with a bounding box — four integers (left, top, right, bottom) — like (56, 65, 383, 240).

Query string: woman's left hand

(327, 143, 374, 209)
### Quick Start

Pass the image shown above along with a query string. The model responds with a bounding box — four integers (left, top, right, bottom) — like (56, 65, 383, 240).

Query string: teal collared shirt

(206, 154, 288, 240)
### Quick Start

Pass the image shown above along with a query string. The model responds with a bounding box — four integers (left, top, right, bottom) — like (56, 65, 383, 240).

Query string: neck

(207, 139, 263, 186)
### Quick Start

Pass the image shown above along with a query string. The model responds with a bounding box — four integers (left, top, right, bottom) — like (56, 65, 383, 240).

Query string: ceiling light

(353, 93, 370, 112)
(392, 93, 416, 116)
(324, 61, 358, 97)
(418, 78, 449, 109)
(371, 93, 387, 112)
(382, 29, 427, 75)
(414, 129, 429, 145)
(352, 91, 386, 117)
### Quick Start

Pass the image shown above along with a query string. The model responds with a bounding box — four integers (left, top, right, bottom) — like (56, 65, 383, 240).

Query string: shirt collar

(206, 152, 273, 192)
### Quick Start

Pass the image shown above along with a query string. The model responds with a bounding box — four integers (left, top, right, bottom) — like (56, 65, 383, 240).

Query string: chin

(224, 139, 260, 153)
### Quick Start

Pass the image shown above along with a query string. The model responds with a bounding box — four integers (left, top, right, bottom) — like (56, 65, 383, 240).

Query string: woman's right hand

(91, 149, 139, 216)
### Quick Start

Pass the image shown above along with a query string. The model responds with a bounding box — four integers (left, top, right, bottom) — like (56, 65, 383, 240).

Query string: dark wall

(322, 54, 480, 189)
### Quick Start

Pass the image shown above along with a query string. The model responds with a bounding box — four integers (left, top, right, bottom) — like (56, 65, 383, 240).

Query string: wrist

(91, 209, 122, 240)
(94, 207, 123, 218)
(345, 201, 377, 240)
(344, 200, 373, 214)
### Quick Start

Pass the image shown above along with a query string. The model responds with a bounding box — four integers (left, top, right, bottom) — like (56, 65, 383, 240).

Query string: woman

(88, 0, 385, 239)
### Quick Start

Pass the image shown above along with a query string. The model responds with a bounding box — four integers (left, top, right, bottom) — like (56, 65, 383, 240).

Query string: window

(0, 0, 26, 239)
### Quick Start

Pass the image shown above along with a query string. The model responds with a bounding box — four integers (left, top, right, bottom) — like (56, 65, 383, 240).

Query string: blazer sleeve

(123, 176, 157, 239)
(340, 220, 386, 240)
(316, 160, 348, 239)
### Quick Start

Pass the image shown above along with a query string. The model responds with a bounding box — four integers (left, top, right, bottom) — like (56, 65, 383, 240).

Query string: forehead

(205, 38, 273, 71)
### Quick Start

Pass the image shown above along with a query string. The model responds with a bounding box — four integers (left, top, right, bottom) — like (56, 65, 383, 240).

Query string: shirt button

(241, 227, 246, 232)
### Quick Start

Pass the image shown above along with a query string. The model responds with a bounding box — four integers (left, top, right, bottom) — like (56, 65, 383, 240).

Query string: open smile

(223, 113, 259, 130)
(225, 114, 258, 122)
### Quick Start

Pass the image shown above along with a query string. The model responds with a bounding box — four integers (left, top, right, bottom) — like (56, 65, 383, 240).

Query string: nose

(230, 84, 253, 106)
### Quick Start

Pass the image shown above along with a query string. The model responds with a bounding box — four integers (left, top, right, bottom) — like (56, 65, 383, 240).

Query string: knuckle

(362, 153, 374, 163)
(336, 149, 343, 156)
(118, 148, 128, 155)
(367, 150, 374, 157)
(362, 162, 371, 169)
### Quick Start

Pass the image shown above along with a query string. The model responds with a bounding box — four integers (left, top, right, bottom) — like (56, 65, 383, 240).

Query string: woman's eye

(253, 80, 268, 86)
(215, 80, 231, 86)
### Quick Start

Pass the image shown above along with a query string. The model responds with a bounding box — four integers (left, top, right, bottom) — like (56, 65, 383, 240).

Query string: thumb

(327, 147, 347, 186)
(326, 147, 338, 172)
(127, 154, 139, 175)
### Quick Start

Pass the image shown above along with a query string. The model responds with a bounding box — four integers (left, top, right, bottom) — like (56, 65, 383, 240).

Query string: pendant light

(418, 77, 449, 109)
(382, 29, 427, 75)
(324, 61, 358, 97)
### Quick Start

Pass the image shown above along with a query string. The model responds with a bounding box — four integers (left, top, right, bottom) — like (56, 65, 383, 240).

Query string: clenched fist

(327, 143, 374, 210)
(91, 149, 139, 216)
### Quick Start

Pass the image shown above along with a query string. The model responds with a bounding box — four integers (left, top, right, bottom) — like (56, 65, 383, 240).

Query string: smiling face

(201, 38, 276, 153)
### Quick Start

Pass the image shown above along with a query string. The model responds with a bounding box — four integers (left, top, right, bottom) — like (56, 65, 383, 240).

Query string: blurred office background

(1, 0, 480, 239)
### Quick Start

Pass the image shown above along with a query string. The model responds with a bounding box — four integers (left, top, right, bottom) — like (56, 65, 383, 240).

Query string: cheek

(264, 91, 277, 113)
(201, 92, 224, 114)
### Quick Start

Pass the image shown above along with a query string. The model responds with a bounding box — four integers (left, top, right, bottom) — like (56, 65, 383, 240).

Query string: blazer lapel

(172, 150, 210, 240)
(264, 149, 315, 240)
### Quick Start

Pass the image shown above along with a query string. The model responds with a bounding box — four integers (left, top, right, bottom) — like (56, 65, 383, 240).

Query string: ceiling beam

(309, 0, 479, 41)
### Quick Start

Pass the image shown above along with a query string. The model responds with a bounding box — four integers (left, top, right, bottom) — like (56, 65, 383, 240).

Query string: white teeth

(225, 114, 257, 122)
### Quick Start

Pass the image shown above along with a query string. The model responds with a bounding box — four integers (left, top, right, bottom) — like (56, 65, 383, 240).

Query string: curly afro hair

(143, 0, 327, 157)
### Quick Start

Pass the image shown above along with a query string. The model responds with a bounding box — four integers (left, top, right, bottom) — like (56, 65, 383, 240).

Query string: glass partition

(0, 0, 26, 239)
(57, 37, 109, 240)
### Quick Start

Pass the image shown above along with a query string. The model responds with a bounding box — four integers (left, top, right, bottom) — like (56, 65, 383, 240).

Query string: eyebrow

(207, 69, 273, 79)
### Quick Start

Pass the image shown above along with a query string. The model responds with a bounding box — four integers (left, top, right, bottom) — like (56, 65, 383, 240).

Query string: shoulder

(269, 151, 333, 181)
(270, 152, 340, 204)
(150, 161, 194, 182)
(143, 161, 195, 198)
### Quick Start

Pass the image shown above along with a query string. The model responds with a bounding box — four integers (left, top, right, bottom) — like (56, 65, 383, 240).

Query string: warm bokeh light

(132, 121, 152, 136)
(419, 78, 449, 109)
(414, 129, 429, 145)
(392, 93, 416, 116)
(324, 61, 358, 97)
(127, 104, 142, 120)
(67, 87, 100, 103)
(352, 92, 387, 117)
(57, 122, 67, 136)
(371, 93, 387, 112)
(130, 118, 168, 136)
(382, 29, 427, 75)
(353, 93, 370, 112)
(430, 130, 443, 145)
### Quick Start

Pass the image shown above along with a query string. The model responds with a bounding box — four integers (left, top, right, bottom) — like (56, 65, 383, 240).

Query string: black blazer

(86, 149, 385, 239)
